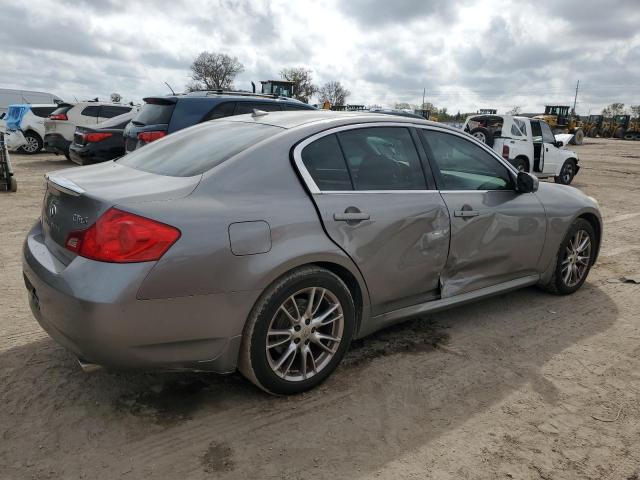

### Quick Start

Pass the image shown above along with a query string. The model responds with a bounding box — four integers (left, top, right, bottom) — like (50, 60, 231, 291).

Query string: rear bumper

(44, 133, 70, 155)
(22, 221, 257, 373)
(68, 143, 121, 166)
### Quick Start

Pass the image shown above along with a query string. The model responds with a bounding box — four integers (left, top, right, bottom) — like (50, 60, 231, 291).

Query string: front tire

(239, 266, 355, 395)
(554, 159, 576, 185)
(540, 218, 596, 295)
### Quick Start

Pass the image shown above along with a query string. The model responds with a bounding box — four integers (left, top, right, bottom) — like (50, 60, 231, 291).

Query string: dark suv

(123, 91, 316, 153)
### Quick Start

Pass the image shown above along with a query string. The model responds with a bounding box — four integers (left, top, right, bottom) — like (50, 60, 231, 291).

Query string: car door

(539, 121, 561, 175)
(294, 125, 450, 315)
(419, 128, 547, 297)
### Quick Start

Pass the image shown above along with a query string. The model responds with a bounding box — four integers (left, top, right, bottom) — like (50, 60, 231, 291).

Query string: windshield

(117, 121, 282, 177)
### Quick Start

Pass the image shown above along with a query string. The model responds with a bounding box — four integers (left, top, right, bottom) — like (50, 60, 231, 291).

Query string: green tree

(187, 51, 244, 91)
(280, 67, 317, 103)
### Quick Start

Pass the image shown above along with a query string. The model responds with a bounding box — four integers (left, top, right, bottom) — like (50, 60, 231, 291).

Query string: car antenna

(164, 81, 176, 95)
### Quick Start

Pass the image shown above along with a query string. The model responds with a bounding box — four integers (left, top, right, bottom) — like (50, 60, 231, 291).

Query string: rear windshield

(31, 106, 57, 118)
(96, 111, 135, 129)
(133, 102, 175, 126)
(117, 121, 281, 177)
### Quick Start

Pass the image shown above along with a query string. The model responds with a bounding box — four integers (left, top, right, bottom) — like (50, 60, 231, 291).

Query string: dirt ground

(1, 138, 640, 479)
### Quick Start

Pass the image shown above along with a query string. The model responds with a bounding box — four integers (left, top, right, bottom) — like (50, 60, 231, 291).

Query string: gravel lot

(1, 139, 640, 479)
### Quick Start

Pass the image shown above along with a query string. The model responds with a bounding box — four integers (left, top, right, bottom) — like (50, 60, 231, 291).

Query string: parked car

(24, 111, 601, 395)
(123, 91, 316, 153)
(3, 104, 59, 154)
(0, 88, 62, 118)
(44, 101, 135, 160)
(463, 114, 580, 185)
(68, 110, 138, 166)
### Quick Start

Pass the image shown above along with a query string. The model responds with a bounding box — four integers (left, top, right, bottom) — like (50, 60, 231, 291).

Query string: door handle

(334, 212, 370, 222)
(454, 209, 479, 218)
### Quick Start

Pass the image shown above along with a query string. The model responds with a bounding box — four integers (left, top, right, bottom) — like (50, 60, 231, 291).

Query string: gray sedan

(23, 111, 602, 394)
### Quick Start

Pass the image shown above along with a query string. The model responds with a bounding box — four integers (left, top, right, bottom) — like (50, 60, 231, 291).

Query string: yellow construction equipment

(533, 105, 584, 145)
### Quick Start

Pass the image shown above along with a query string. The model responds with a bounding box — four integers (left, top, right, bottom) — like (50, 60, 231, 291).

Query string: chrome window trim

(293, 122, 437, 194)
(292, 122, 518, 195)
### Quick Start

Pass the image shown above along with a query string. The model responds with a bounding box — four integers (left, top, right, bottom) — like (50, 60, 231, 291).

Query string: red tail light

(65, 208, 181, 263)
(137, 131, 167, 143)
(84, 132, 113, 143)
(502, 145, 510, 160)
(49, 113, 68, 120)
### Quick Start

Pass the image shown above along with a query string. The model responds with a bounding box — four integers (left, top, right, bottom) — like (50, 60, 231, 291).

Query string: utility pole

(422, 87, 426, 109)
(572, 80, 579, 114)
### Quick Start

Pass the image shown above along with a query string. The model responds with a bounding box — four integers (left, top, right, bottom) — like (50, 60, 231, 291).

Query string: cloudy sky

(1, 0, 639, 114)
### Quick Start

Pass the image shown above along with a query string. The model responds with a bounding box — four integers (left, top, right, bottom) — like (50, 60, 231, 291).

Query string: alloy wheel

(561, 229, 591, 287)
(473, 132, 486, 143)
(562, 163, 574, 183)
(22, 136, 39, 153)
(266, 287, 344, 382)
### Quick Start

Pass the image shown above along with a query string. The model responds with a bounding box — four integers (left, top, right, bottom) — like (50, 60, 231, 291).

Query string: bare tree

(110, 92, 122, 103)
(630, 105, 640, 119)
(318, 81, 350, 106)
(507, 106, 521, 115)
(394, 102, 413, 110)
(602, 102, 625, 117)
(188, 52, 244, 91)
(280, 67, 317, 103)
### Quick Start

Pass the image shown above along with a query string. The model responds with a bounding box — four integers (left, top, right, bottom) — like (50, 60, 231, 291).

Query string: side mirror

(516, 171, 539, 193)
(554, 140, 564, 148)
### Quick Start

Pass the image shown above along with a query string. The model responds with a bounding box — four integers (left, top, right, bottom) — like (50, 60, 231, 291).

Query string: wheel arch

(22, 128, 43, 142)
(576, 212, 602, 262)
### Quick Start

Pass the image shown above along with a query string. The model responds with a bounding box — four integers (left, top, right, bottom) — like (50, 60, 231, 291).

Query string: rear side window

(31, 106, 57, 118)
(512, 118, 527, 136)
(203, 102, 236, 121)
(301, 134, 352, 191)
(133, 102, 175, 126)
(235, 102, 282, 114)
(118, 121, 281, 177)
(337, 127, 426, 190)
(81, 105, 100, 117)
(100, 105, 131, 118)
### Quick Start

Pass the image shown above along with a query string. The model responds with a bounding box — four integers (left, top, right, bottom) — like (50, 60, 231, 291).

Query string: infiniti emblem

(48, 202, 58, 218)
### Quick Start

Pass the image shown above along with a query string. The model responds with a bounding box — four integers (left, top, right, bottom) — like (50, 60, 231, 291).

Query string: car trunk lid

(42, 161, 200, 265)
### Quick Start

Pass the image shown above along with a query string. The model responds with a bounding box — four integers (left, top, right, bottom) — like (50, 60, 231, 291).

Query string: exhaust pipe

(77, 357, 102, 373)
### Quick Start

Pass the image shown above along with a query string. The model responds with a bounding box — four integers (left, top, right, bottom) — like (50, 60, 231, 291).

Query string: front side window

(421, 130, 512, 191)
(301, 134, 352, 191)
(337, 127, 426, 190)
(530, 120, 543, 143)
(540, 122, 556, 144)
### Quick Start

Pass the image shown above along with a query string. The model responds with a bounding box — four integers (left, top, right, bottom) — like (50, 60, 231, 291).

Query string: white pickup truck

(463, 114, 580, 185)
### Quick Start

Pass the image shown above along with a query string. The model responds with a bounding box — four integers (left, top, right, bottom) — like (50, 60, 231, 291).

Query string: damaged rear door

(293, 124, 450, 315)
(418, 128, 547, 297)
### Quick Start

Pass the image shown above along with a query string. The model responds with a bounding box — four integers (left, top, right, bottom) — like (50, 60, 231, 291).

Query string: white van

(0, 89, 63, 117)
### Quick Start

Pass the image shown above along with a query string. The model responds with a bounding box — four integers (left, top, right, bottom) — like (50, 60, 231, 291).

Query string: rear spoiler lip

(142, 97, 177, 105)
(46, 174, 85, 196)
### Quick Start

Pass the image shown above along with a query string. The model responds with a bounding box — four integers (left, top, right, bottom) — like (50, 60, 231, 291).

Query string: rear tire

(469, 127, 494, 147)
(540, 218, 595, 295)
(238, 266, 355, 395)
(572, 128, 584, 145)
(624, 132, 635, 140)
(554, 159, 576, 185)
(19, 131, 42, 154)
(9, 176, 17, 192)
(614, 127, 624, 139)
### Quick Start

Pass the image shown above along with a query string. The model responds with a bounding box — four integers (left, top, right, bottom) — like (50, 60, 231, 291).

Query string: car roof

(224, 110, 449, 131)
(144, 92, 311, 105)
